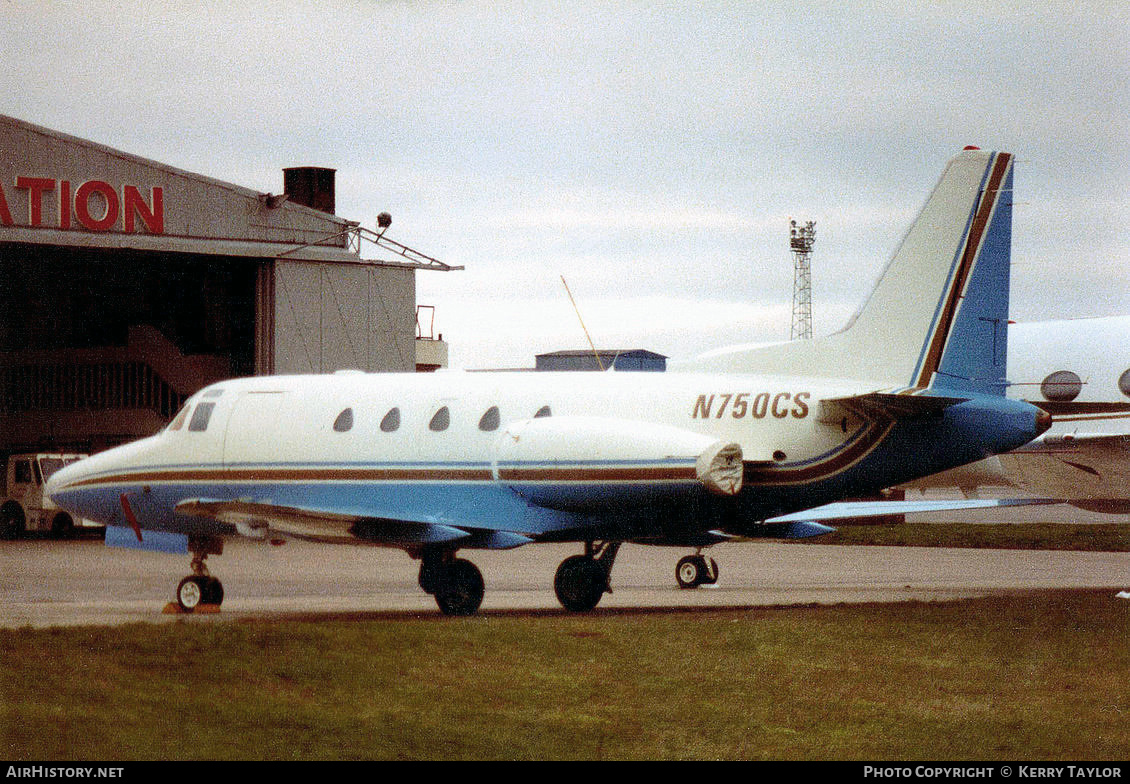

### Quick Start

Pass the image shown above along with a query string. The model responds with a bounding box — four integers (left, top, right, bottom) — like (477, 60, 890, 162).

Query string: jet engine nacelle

(491, 415, 743, 512)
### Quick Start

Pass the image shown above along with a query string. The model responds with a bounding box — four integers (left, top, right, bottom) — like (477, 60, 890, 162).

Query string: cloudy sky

(3, 1, 1127, 369)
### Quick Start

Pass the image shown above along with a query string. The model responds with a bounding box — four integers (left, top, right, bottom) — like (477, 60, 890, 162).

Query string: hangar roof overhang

(0, 115, 460, 271)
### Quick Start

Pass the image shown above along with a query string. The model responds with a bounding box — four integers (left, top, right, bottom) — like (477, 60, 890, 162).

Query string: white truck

(1, 453, 100, 539)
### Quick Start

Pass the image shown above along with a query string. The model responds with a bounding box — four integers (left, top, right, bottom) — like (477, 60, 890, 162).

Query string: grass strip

(1, 590, 1127, 760)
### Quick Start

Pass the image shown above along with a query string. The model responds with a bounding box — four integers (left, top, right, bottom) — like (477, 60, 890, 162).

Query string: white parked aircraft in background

(906, 315, 1130, 512)
(46, 148, 1051, 615)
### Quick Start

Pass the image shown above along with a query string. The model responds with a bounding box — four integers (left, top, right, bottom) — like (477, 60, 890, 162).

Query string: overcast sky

(3, 1, 1127, 369)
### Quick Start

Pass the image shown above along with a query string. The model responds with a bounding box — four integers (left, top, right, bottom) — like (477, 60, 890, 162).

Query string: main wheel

(419, 559, 442, 595)
(434, 558, 484, 616)
(676, 555, 705, 589)
(176, 575, 206, 612)
(554, 555, 606, 612)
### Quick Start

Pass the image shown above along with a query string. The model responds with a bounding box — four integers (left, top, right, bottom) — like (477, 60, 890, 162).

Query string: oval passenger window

(333, 408, 354, 432)
(429, 406, 450, 432)
(479, 406, 500, 431)
(380, 407, 401, 433)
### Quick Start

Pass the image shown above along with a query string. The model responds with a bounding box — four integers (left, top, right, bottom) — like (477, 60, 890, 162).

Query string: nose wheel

(174, 536, 224, 612)
(176, 574, 224, 611)
(676, 554, 719, 589)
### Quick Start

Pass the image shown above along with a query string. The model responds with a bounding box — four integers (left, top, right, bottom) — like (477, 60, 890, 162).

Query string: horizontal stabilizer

(765, 497, 1058, 524)
(819, 392, 967, 424)
(751, 521, 837, 539)
(1029, 401, 1130, 418)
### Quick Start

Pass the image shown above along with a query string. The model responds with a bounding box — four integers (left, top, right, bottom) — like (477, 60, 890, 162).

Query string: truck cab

(1, 453, 100, 539)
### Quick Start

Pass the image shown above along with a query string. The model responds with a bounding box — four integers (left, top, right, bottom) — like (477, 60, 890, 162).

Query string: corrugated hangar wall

(269, 260, 416, 375)
(0, 115, 430, 455)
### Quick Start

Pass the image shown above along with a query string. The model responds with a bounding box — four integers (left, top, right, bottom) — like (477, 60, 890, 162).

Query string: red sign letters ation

(0, 177, 165, 234)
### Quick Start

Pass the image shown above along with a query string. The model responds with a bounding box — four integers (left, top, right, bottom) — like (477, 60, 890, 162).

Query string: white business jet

(46, 148, 1050, 615)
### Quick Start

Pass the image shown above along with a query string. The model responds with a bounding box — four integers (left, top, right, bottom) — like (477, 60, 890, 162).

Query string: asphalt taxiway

(1, 534, 1128, 627)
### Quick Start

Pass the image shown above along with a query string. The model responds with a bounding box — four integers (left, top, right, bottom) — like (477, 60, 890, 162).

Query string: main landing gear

(418, 549, 485, 617)
(554, 541, 620, 612)
(675, 552, 719, 589)
(175, 536, 225, 612)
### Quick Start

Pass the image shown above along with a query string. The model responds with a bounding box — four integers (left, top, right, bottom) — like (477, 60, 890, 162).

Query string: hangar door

(271, 260, 415, 375)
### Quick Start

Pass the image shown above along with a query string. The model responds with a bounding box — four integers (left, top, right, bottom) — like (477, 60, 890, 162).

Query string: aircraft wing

(174, 498, 536, 550)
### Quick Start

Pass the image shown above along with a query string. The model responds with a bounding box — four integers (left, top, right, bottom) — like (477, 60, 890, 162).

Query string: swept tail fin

(682, 149, 1015, 396)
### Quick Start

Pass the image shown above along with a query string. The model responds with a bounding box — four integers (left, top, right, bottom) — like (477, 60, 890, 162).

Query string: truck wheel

(50, 513, 75, 540)
(1, 504, 25, 540)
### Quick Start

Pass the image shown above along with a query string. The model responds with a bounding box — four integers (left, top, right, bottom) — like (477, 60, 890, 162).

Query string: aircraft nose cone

(44, 465, 68, 502)
(44, 460, 83, 505)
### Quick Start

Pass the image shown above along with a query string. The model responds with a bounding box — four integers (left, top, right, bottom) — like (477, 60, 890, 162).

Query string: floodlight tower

(789, 219, 815, 340)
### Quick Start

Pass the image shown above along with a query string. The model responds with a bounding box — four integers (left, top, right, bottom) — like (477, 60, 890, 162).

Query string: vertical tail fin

(682, 148, 1015, 395)
(921, 152, 1013, 395)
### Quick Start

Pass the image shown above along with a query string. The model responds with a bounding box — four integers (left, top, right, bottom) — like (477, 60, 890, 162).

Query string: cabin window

(534, 405, 552, 418)
(478, 406, 500, 432)
(429, 406, 451, 432)
(380, 407, 401, 433)
(334, 408, 354, 433)
(1120, 369, 1130, 398)
(188, 402, 216, 432)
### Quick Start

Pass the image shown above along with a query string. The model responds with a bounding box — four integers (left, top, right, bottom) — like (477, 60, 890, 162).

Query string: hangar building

(535, 349, 667, 372)
(0, 115, 456, 456)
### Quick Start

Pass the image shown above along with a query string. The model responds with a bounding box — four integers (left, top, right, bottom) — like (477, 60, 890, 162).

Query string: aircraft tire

(434, 558, 484, 616)
(676, 556, 719, 588)
(554, 555, 605, 612)
(176, 576, 206, 612)
(418, 560, 442, 595)
(676, 555, 704, 589)
(203, 577, 224, 606)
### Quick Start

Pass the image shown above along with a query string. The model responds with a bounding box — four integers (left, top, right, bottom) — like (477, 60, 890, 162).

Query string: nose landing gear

(174, 536, 224, 612)
(675, 552, 719, 589)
